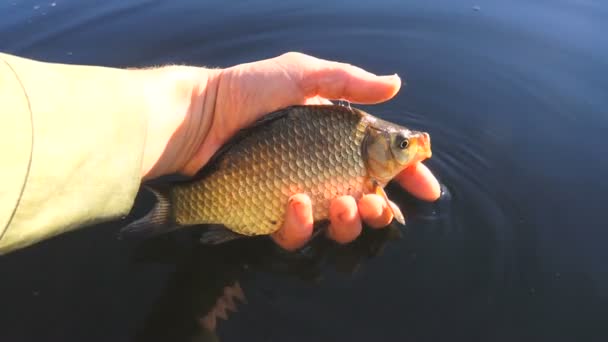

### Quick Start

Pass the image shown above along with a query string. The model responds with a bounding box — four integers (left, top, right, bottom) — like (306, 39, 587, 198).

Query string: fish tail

(120, 184, 180, 238)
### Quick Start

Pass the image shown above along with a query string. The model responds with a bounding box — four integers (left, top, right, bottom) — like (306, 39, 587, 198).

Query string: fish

(121, 104, 432, 244)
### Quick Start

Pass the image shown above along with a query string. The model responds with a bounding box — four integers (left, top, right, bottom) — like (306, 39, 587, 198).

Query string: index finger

(270, 194, 313, 251)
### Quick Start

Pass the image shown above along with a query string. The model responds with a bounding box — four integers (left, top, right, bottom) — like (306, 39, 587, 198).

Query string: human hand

(142, 52, 440, 250)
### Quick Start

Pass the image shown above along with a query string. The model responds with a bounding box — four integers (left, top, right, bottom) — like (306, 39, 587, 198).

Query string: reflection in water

(130, 224, 404, 342)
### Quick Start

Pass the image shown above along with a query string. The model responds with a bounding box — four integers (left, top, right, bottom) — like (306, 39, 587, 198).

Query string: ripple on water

(384, 106, 525, 299)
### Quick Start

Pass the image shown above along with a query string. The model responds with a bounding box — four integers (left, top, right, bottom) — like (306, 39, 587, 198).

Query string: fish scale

(121, 104, 432, 242)
(172, 106, 369, 236)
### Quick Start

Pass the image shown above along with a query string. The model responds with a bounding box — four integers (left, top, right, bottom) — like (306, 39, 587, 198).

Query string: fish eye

(398, 137, 409, 149)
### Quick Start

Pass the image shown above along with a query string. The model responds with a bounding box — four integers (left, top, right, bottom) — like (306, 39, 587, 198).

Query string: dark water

(1, 0, 607, 341)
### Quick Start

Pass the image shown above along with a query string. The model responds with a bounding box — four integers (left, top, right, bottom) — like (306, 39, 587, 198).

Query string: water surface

(1, 0, 607, 341)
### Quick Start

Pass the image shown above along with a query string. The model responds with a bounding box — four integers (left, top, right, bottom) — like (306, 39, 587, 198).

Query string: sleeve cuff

(0, 54, 147, 254)
(0, 56, 33, 252)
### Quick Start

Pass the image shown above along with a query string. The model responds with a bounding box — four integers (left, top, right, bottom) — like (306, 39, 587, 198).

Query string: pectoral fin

(372, 180, 406, 225)
(199, 225, 247, 244)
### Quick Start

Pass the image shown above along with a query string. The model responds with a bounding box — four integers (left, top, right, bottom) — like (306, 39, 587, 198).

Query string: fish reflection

(129, 223, 404, 342)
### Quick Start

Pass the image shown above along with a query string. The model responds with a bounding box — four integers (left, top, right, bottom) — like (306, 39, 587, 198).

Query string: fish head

(363, 118, 432, 184)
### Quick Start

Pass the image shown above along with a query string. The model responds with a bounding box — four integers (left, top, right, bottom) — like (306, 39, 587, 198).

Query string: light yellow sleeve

(0, 53, 147, 254)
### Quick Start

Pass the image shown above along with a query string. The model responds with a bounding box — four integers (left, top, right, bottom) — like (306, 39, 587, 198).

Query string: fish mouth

(415, 132, 432, 160)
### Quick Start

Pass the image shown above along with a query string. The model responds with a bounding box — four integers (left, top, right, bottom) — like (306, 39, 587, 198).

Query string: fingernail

(290, 200, 302, 210)
(336, 210, 348, 224)
(379, 74, 400, 82)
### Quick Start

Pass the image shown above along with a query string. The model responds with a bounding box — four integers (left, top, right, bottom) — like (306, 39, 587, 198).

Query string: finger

(358, 194, 394, 229)
(301, 64, 401, 104)
(276, 52, 401, 104)
(328, 196, 362, 244)
(271, 194, 314, 251)
(395, 162, 441, 202)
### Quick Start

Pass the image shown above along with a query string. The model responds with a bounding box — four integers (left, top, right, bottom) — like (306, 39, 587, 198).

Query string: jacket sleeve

(0, 53, 147, 255)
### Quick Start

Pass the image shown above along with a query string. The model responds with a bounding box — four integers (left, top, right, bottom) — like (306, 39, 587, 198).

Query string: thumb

(278, 52, 402, 103)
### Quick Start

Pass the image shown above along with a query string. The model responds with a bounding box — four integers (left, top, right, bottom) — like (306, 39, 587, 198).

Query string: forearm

(0, 53, 209, 254)
(137, 64, 218, 180)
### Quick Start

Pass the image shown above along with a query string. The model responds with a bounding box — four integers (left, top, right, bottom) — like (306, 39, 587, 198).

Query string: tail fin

(120, 185, 180, 238)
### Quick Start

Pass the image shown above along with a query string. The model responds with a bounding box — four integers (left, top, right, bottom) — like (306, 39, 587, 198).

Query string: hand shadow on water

(126, 223, 404, 342)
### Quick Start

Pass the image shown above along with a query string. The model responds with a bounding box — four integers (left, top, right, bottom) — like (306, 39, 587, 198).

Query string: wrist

(140, 65, 222, 180)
